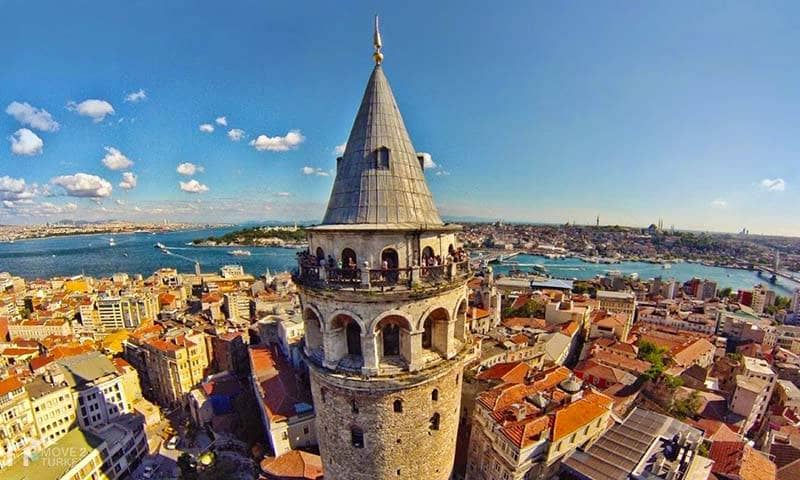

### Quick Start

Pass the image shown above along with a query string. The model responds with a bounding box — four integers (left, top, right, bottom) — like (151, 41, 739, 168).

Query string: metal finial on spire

(373, 15, 383, 65)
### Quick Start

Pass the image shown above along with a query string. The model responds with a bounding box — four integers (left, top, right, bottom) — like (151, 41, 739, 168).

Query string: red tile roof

(0, 376, 23, 396)
(260, 450, 323, 479)
(476, 362, 530, 384)
(250, 345, 312, 423)
(709, 441, 777, 480)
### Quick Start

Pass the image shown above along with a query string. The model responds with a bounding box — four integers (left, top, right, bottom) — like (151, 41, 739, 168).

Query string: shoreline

(0, 225, 230, 244)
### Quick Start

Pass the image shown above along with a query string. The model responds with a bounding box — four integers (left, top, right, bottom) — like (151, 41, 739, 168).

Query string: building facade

(295, 21, 473, 480)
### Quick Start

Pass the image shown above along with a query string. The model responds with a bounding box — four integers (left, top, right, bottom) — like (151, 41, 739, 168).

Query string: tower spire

(373, 15, 383, 65)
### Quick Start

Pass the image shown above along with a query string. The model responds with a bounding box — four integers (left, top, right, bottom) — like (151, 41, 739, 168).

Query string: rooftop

(1, 428, 103, 480)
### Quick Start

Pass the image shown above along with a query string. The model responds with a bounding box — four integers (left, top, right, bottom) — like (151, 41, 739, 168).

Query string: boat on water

(108, 238, 116, 246)
(154, 242, 167, 250)
(122, 252, 128, 257)
(228, 249, 252, 257)
(662, 263, 672, 269)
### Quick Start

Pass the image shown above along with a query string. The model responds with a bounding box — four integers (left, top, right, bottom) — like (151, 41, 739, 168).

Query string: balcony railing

(294, 260, 471, 291)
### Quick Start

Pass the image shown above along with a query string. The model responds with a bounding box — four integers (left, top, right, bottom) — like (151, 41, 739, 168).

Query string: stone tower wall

(309, 358, 464, 480)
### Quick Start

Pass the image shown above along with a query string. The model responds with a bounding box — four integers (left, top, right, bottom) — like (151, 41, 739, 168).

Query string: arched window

(393, 399, 403, 413)
(351, 399, 359, 414)
(381, 248, 399, 269)
(315, 247, 324, 261)
(346, 321, 362, 356)
(429, 413, 440, 431)
(422, 246, 434, 263)
(341, 248, 357, 269)
(382, 323, 400, 357)
(422, 317, 432, 349)
(304, 308, 323, 351)
(375, 146, 390, 170)
(351, 427, 364, 448)
(432, 389, 439, 401)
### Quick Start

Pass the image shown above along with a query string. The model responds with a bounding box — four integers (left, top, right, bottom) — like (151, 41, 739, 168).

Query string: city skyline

(1, 1, 799, 235)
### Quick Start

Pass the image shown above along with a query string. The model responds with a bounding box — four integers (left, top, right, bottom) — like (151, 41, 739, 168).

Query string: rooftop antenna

(373, 15, 384, 65)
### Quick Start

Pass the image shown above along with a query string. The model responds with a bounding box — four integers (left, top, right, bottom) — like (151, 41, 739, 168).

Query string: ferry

(154, 242, 167, 251)
(228, 249, 252, 257)
(662, 263, 672, 269)
(108, 238, 116, 246)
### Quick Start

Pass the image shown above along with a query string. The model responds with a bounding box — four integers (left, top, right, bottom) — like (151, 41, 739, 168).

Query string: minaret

(296, 17, 471, 480)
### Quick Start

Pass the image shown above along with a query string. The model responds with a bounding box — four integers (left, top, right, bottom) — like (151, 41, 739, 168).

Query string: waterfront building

(294, 20, 473, 480)
(751, 284, 776, 315)
(792, 288, 800, 313)
(696, 279, 718, 301)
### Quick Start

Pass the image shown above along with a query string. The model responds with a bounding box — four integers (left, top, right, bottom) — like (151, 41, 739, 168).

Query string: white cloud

(5, 101, 59, 131)
(301, 166, 329, 177)
(2, 200, 13, 209)
(179, 179, 209, 193)
(37, 201, 78, 214)
(67, 99, 115, 122)
(275, 191, 292, 197)
(199, 123, 214, 133)
(435, 170, 451, 176)
(176, 162, 204, 176)
(114, 199, 125, 205)
(760, 178, 786, 192)
(0, 176, 26, 194)
(334, 143, 346, 155)
(419, 152, 436, 169)
(51, 173, 113, 197)
(250, 130, 304, 152)
(215, 116, 227, 126)
(133, 206, 142, 212)
(227, 128, 245, 141)
(710, 199, 727, 208)
(9, 128, 44, 156)
(101, 146, 134, 170)
(124, 89, 147, 103)
(119, 172, 137, 190)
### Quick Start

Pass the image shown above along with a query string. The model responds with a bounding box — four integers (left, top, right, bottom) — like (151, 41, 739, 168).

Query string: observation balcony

(294, 260, 471, 291)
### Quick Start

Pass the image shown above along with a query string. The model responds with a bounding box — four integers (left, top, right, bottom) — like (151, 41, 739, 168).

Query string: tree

(669, 390, 701, 420)
(178, 452, 198, 480)
(637, 340, 669, 381)
(718, 287, 732, 299)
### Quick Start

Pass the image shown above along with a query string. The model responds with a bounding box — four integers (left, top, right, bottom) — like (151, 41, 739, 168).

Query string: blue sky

(1, 1, 798, 235)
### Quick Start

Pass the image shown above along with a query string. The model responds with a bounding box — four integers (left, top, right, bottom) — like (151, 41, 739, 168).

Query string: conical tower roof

(320, 31, 443, 228)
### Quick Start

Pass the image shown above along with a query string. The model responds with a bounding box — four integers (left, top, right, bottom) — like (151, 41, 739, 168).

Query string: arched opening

(382, 324, 400, 356)
(315, 247, 324, 262)
(421, 307, 450, 356)
(421, 246, 434, 264)
(381, 248, 399, 269)
(375, 315, 413, 367)
(346, 322, 362, 356)
(351, 426, 364, 448)
(448, 244, 455, 257)
(393, 399, 403, 413)
(455, 299, 468, 341)
(432, 389, 439, 401)
(429, 413, 440, 431)
(341, 248, 357, 269)
(304, 308, 323, 354)
(331, 314, 363, 367)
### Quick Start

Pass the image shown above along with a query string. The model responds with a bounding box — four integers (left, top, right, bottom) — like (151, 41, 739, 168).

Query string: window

(429, 413, 440, 431)
(320, 388, 326, 404)
(351, 399, 359, 414)
(351, 427, 364, 448)
(432, 389, 439, 401)
(303, 426, 309, 435)
(375, 146, 390, 169)
(393, 399, 403, 413)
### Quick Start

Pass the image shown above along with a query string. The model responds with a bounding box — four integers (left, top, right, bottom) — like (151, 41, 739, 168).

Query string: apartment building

(0, 376, 36, 467)
(7, 318, 72, 340)
(97, 293, 158, 332)
(25, 376, 76, 448)
(730, 356, 777, 434)
(54, 352, 132, 429)
(140, 331, 210, 406)
(465, 366, 613, 480)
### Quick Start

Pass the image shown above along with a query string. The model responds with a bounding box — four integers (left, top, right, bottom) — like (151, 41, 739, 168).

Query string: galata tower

(295, 17, 473, 480)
